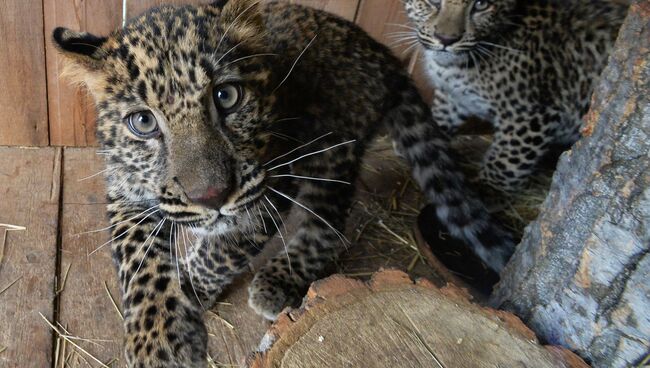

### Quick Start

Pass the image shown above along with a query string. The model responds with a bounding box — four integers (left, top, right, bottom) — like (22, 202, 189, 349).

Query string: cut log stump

(247, 269, 588, 368)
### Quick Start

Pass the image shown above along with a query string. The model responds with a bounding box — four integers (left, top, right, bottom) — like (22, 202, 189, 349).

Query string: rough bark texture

(248, 270, 588, 368)
(492, 3, 650, 367)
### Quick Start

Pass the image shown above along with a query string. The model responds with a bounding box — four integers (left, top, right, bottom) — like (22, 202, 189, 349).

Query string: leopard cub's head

(53, 0, 279, 235)
(403, 0, 516, 64)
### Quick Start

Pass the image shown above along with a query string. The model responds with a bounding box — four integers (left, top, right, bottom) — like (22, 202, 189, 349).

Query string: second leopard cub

(404, 0, 628, 191)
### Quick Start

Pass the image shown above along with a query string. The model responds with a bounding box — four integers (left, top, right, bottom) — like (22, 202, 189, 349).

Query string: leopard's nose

(434, 32, 461, 47)
(187, 186, 232, 209)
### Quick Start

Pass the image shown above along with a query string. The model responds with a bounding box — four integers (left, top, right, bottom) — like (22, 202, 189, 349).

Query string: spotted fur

(403, 0, 628, 191)
(53, 1, 514, 366)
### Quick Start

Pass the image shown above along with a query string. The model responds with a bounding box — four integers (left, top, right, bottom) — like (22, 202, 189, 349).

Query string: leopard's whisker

(128, 217, 166, 286)
(269, 174, 350, 185)
(89, 209, 161, 256)
(267, 139, 356, 172)
(78, 166, 118, 182)
(266, 186, 349, 247)
(218, 53, 278, 70)
(273, 33, 318, 93)
(181, 225, 206, 310)
(216, 0, 261, 54)
(215, 40, 244, 66)
(76, 204, 159, 236)
(262, 201, 291, 273)
(388, 37, 419, 48)
(264, 131, 333, 166)
(264, 195, 288, 235)
(400, 41, 420, 57)
(478, 41, 523, 54)
(174, 220, 182, 288)
(169, 221, 176, 268)
(385, 23, 418, 31)
(268, 131, 304, 144)
(257, 205, 267, 234)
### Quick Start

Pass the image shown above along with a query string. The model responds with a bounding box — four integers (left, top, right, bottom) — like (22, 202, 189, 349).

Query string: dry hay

(337, 134, 553, 283)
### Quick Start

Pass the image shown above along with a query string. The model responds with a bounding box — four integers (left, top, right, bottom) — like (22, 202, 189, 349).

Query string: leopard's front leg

(109, 205, 207, 368)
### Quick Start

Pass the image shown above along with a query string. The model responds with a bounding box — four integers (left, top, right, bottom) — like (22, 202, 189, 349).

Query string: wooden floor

(0, 143, 439, 367)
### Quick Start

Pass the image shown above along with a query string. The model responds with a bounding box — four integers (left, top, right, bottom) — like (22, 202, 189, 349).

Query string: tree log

(248, 270, 588, 368)
(492, 3, 650, 367)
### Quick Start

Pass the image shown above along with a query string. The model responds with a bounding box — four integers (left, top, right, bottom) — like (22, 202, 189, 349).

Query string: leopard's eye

(473, 0, 490, 12)
(213, 83, 243, 113)
(127, 111, 160, 138)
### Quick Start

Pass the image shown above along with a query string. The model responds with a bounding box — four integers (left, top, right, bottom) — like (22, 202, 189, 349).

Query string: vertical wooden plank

(43, 0, 123, 147)
(57, 148, 124, 364)
(355, 0, 414, 61)
(0, 147, 61, 367)
(0, 0, 49, 146)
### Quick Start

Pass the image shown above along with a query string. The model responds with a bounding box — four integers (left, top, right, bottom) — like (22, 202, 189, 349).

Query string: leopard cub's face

(53, 0, 278, 236)
(404, 0, 516, 64)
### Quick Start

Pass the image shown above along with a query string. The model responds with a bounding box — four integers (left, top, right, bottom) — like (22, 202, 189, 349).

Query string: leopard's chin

(191, 212, 258, 238)
(425, 48, 469, 66)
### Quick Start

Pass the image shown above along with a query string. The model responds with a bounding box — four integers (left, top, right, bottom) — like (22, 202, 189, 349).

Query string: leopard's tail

(384, 74, 515, 273)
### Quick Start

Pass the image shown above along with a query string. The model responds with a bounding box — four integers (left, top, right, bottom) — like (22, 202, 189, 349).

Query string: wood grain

(0, 147, 61, 367)
(250, 270, 589, 368)
(43, 0, 123, 147)
(56, 148, 124, 365)
(0, 0, 49, 146)
(355, 0, 414, 62)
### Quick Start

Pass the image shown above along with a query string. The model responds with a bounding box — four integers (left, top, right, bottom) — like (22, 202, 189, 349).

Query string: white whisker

(264, 195, 287, 235)
(129, 218, 166, 286)
(76, 205, 159, 236)
(264, 131, 332, 166)
(270, 174, 350, 185)
(89, 209, 161, 256)
(257, 205, 267, 234)
(78, 167, 117, 182)
(266, 186, 348, 246)
(273, 34, 318, 93)
(175, 221, 182, 287)
(215, 0, 261, 53)
(182, 225, 206, 310)
(267, 139, 356, 172)
(262, 202, 291, 273)
(218, 53, 278, 70)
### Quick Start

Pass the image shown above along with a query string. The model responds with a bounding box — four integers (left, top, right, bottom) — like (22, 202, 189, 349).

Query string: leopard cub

(404, 0, 628, 191)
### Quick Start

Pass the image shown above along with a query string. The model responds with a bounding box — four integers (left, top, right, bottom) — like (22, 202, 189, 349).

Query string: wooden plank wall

(1, 0, 430, 147)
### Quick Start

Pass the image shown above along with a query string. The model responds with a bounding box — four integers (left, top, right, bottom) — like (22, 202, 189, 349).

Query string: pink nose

(187, 186, 230, 209)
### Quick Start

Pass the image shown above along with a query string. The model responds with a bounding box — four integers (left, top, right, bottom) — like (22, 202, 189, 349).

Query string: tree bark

(492, 3, 650, 367)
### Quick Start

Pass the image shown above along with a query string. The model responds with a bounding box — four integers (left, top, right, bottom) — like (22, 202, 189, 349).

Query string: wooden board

(0, 0, 49, 146)
(56, 148, 124, 365)
(249, 270, 589, 368)
(0, 147, 61, 367)
(355, 0, 414, 62)
(43, 0, 124, 147)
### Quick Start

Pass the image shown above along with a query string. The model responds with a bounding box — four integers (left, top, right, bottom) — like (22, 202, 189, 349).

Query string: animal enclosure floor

(0, 142, 441, 368)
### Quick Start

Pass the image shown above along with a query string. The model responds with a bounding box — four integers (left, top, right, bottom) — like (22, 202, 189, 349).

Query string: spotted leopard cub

(404, 0, 628, 191)
(53, 0, 514, 366)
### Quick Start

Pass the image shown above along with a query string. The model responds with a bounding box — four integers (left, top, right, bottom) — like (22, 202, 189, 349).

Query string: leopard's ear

(52, 27, 110, 89)
(213, 0, 265, 45)
(52, 27, 108, 70)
